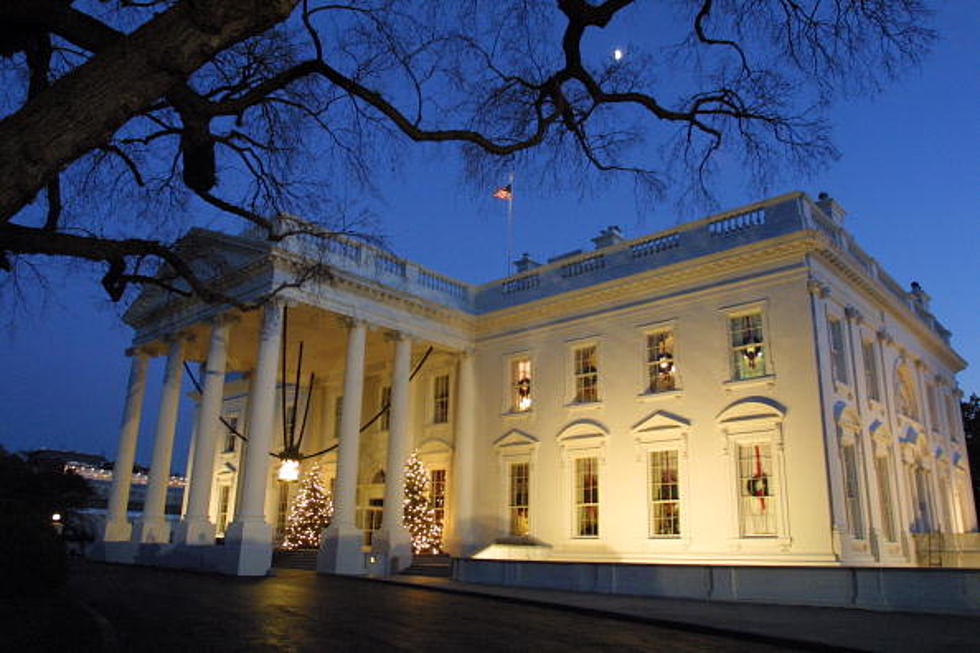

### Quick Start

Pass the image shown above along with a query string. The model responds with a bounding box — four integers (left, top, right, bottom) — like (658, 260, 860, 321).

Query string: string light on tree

(613, 48, 624, 61)
(280, 462, 333, 550)
(403, 450, 442, 555)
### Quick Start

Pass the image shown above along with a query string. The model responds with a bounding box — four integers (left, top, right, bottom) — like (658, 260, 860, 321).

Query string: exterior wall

(468, 262, 838, 564)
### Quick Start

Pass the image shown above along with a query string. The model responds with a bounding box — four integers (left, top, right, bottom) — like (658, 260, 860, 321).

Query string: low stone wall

(453, 559, 980, 615)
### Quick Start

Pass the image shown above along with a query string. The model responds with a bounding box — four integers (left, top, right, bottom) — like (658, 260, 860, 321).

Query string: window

(895, 368, 918, 421)
(729, 312, 768, 380)
(828, 318, 849, 385)
(573, 345, 599, 403)
(912, 466, 933, 532)
(649, 450, 680, 537)
(875, 454, 896, 542)
(429, 468, 447, 536)
(510, 358, 533, 412)
(574, 457, 599, 536)
(433, 375, 450, 423)
(333, 395, 343, 438)
(356, 498, 384, 546)
(508, 462, 530, 536)
(380, 385, 391, 431)
(737, 443, 776, 536)
(223, 415, 239, 452)
(216, 485, 231, 534)
(926, 385, 940, 432)
(947, 395, 961, 440)
(646, 330, 677, 393)
(275, 481, 290, 540)
(841, 442, 865, 539)
(862, 341, 881, 402)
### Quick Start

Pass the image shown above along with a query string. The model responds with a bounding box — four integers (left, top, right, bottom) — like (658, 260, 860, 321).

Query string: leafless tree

(0, 0, 934, 306)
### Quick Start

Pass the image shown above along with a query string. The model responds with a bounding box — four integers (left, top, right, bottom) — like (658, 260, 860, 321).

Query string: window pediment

(716, 397, 786, 434)
(556, 419, 608, 463)
(632, 410, 690, 448)
(833, 401, 860, 431)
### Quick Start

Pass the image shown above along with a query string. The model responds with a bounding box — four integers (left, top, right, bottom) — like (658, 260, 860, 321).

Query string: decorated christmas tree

(403, 450, 442, 554)
(280, 462, 333, 550)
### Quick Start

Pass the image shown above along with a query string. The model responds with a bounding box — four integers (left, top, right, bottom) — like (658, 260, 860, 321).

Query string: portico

(92, 226, 476, 576)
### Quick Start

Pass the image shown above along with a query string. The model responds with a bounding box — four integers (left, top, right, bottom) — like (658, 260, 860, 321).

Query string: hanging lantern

(278, 458, 301, 482)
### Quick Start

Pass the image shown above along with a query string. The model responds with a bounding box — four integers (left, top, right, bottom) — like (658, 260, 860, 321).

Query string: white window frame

(507, 461, 531, 536)
(839, 432, 866, 540)
(573, 456, 600, 538)
(722, 302, 774, 384)
(642, 324, 679, 395)
(493, 430, 539, 537)
(504, 352, 535, 414)
(432, 374, 450, 424)
(632, 410, 691, 547)
(568, 339, 601, 405)
(828, 315, 849, 386)
(557, 420, 608, 540)
(861, 339, 881, 403)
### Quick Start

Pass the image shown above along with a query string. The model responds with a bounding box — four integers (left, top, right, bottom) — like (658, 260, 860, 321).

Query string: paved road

(68, 562, 800, 651)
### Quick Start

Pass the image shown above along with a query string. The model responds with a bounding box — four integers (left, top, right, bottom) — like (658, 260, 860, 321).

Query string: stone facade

(90, 192, 976, 576)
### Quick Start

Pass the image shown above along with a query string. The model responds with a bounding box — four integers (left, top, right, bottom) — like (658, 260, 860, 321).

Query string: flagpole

(506, 171, 514, 277)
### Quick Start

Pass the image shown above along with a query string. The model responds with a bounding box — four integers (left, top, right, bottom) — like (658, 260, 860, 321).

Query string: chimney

(591, 225, 624, 250)
(816, 192, 847, 226)
(513, 252, 540, 274)
(909, 281, 931, 311)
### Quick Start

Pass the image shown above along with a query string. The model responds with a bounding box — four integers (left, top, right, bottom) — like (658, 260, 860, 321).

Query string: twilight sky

(0, 2, 977, 472)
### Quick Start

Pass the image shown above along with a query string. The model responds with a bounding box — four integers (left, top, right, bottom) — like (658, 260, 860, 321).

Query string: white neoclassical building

(90, 191, 977, 578)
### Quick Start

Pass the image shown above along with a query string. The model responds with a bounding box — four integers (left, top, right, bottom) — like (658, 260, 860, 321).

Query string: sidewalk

(368, 573, 980, 652)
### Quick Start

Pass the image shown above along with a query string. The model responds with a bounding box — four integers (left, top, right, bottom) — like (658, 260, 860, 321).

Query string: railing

(502, 273, 540, 294)
(560, 254, 605, 278)
(417, 268, 469, 299)
(707, 208, 766, 235)
(631, 232, 680, 258)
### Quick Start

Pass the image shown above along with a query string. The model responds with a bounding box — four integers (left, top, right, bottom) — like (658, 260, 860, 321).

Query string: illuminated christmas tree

(281, 462, 333, 550)
(403, 450, 442, 554)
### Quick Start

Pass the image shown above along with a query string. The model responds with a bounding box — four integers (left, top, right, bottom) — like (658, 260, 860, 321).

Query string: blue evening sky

(0, 2, 976, 471)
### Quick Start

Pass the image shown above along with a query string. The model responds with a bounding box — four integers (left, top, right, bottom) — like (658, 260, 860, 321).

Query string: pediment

(418, 437, 453, 456)
(716, 396, 786, 426)
(493, 429, 538, 450)
(556, 419, 609, 444)
(632, 410, 690, 434)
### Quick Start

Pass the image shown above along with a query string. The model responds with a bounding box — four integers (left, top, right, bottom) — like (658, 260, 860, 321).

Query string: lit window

(574, 457, 599, 537)
(649, 450, 680, 537)
(875, 453, 897, 542)
(729, 313, 768, 380)
(841, 441, 865, 539)
(573, 345, 599, 403)
(511, 358, 533, 412)
(433, 375, 450, 423)
(737, 443, 776, 536)
(646, 331, 676, 393)
(334, 395, 343, 438)
(508, 462, 529, 536)
(862, 341, 881, 402)
(275, 481, 290, 540)
(216, 485, 231, 534)
(429, 469, 446, 537)
(380, 386, 391, 431)
(828, 318, 848, 385)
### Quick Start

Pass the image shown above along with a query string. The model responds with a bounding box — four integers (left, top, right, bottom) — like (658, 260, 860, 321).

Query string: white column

(223, 302, 283, 575)
(177, 315, 233, 545)
(318, 318, 368, 575)
(449, 348, 477, 555)
(371, 333, 414, 573)
(102, 351, 149, 542)
(134, 336, 186, 544)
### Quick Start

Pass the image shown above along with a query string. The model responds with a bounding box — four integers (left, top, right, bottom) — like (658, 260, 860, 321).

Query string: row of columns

(100, 301, 477, 576)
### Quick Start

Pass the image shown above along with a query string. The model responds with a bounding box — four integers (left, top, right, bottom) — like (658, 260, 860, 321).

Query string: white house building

(90, 191, 977, 581)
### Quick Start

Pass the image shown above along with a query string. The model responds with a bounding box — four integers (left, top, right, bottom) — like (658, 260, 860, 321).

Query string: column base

(221, 519, 273, 576)
(369, 528, 413, 576)
(174, 517, 217, 546)
(101, 518, 133, 543)
(87, 539, 138, 564)
(132, 517, 171, 544)
(317, 522, 367, 575)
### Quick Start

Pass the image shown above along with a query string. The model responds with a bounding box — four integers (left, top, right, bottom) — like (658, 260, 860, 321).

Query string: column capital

(125, 345, 151, 358)
(876, 327, 893, 345)
(163, 330, 195, 345)
(384, 329, 412, 343)
(211, 312, 242, 327)
(806, 278, 830, 298)
(337, 315, 367, 330)
(844, 306, 863, 323)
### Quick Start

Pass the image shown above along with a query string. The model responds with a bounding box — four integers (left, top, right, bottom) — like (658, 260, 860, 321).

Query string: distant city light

(51, 513, 61, 522)
(613, 48, 624, 61)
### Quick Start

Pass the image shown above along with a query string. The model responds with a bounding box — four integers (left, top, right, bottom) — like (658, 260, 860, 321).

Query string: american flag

(492, 184, 513, 200)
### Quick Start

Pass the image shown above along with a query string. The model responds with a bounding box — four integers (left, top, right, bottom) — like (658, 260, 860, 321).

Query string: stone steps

(401, 553, 452, 577)
(273, 549, 318, 570)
